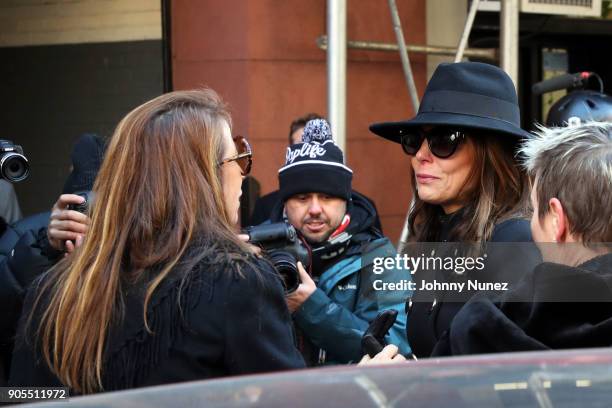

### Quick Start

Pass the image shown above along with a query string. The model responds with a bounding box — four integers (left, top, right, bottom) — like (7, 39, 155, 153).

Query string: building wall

(0, 0, 161, 47)
(426, 0, 467, 79)
(0, 0, 163, 215)
(172, 0, 426, 242)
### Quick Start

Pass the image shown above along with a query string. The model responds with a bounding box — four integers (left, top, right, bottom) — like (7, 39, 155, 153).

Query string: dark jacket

(9, 254, 305, 392)
(250, 190, 281, 226)
(0, 214, 57, 312)
(406, 216, 541, 358)
(0, 212, 50, 256)
(433, 253, 612, 355)
(0, 212, 59, 384)
(0, 213, 56, 323)
(270, 192, 411, 364)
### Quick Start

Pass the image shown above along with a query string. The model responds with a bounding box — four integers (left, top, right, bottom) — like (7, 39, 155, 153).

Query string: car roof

(20, 348, 612, 408)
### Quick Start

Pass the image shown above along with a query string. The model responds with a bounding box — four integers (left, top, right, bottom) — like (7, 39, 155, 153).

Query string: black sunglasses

(400, 128, 466, 159)
(218, 135, 253, 176)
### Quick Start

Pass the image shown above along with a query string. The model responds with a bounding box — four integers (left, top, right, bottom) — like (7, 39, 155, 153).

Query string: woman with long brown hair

(370, 62, 541, 358)
(9, 89, 304, 393)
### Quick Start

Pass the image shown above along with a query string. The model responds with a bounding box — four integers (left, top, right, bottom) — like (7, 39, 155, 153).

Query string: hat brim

(370, 112, 532, 143)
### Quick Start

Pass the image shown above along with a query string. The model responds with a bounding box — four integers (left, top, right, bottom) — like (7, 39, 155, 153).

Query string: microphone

(532, 72, 592, 95)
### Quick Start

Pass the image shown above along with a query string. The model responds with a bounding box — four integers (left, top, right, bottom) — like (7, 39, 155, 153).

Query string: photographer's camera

(245, 222, 311, 294)
(0, 139, 30, 183)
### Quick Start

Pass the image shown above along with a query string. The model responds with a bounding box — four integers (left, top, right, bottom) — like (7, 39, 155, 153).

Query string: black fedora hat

(370, 62, 532, 143)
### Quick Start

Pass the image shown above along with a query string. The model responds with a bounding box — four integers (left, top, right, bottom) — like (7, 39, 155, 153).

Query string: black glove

(361, 309, 398, 358)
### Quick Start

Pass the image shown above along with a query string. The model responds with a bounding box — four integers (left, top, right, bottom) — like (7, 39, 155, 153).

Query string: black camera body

(245, 222, 311, 294)
(0, 139, 30, 183)
(67, 191, 93, 214)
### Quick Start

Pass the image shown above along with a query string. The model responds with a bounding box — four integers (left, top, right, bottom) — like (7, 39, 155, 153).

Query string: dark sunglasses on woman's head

(400, 128, 466, 159)
(218, 135, 253, 176)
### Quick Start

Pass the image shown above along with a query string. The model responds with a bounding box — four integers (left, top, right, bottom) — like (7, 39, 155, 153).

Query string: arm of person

(358, 254, 412, 357)
(0, 228, 56, 343)
(0, 256, 26, 343)
(8, 274, 63, 388)
(223, 259, 305, 375)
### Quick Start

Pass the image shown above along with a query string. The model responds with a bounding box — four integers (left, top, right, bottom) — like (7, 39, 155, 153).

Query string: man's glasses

(400, 127, 466, 159)
(219, 135, 252, 176)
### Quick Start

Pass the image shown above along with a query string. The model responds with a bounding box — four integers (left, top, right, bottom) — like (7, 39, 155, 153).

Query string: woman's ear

(548, 197, 567, 242)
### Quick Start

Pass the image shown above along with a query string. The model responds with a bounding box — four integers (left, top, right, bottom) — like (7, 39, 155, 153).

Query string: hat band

(279, 160, 353, 174)
(278, 165, 352, 202)
(420, 90, 520, 125)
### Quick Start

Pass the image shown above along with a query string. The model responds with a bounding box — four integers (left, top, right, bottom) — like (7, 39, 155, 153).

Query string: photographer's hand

(47, 194, 90, 252)
(286, 262, 316, 313)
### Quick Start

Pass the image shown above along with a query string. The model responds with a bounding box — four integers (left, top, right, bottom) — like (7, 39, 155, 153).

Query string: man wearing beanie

(270, 119, 411, 365)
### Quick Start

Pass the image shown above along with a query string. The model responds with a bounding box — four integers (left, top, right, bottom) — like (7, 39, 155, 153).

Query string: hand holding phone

(361, 309, 398, 358)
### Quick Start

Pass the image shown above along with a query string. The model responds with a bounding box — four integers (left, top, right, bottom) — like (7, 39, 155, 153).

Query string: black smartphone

(361, 309, 398, 358)
(67, 191, 92, 214)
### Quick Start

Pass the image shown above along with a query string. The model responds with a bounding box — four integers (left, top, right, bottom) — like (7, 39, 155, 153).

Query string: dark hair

(408, 134, 531, 243)
(288, 113, 323, 145)
(62, 133, 106, 194)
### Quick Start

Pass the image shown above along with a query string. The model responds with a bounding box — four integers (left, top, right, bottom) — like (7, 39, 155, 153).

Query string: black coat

(0, 212, 57, 339)
(433, 253, 612, 355)
(406, 217, 541, 358)
(9, 254, 305, 392)
(0, 212, 50, 257)
(0, 212, 59, 384)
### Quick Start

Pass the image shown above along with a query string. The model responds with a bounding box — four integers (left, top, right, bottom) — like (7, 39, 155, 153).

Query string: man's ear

(548, 198, 567, 242)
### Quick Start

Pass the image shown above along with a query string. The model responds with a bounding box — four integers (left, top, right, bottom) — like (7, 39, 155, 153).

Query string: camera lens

(268, 251, 300, 294)
(0, 153, 30, 182)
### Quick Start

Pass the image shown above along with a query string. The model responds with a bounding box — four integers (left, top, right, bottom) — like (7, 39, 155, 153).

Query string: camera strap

(312, 232, 352, 261)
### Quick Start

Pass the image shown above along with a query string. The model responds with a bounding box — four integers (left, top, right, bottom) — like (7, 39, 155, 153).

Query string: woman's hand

(358, 344, 407, 366)
(47, 194, 90, 252)
(237, 233, 262, 256)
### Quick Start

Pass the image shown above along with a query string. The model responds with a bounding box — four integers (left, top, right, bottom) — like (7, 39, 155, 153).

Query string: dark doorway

(470, 12, 612, 130)
(0, 40, 164, 216)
